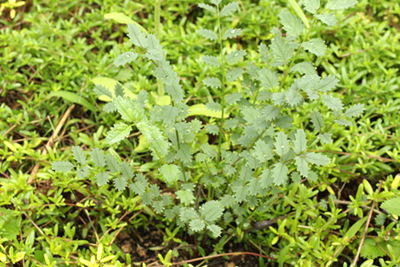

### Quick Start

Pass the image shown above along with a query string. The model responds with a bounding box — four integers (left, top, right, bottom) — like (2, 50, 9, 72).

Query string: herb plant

(53, 0, 365, 240)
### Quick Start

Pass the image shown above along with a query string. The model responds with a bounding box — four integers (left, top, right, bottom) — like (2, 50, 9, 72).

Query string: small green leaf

(311, 111, 324, 131)
(114, 176, 128, 191)
(106, 122, 132, 145)
(318, 133, 332, 144)
(127, 23, 147, 48)
(290, 62, 316, 75)
(257, 68, 279, 89)
(272, 162, 288, 185)
(226, 50, 247, 64)
(315, 75, 338, 92)
(52, 161, 74, 172)
(381, 197, 400, 216)
(252, 140, 273, 162)
(198, 29, 218, 40)
(188, 104, 229, 118)
(293, 129, 307, 154)
(198, 3, 216, 13)
(210, 0, 222, 5)
(295, 156, 309, 177)
(302, 38, 327, 57)
(77, 166, 90, 179)
(190, 219, 205, 232)
(207, 224, 222, 237)
(72, 146, 86, 165)
(223, 28, 243, 39)
(160, 164, 181, 184)
(105, 154, 121, 173)
(270, 34, 294, 65)
(200, 201, 223, 223)
(326, 0, 357, 10)
(176, 190, 195, 206)
(203, 77, 221, 88)
(114, 52, 138, 67)
(121, 162, 134, 179)
(315, 13, 337, 26)
(96, 172, 109, 186)
(344, 104, 365, 118)
(322, 95, 343, 111)
(202, 55, 220, 67)
(287, 0, 310, 28)
(104, 12, 144, 29)
(303, 0, 320, 14)
(226, 68, 243, 82)
(220, 2, 239, 17)
(278, 10, 304, 37)
(306, 152, 330, 166)
(91, 148, 105, 167)
(274, 132, 290, 157)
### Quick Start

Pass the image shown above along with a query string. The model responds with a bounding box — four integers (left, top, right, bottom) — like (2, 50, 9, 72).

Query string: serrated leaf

(121, 162, 134, 179)
(360, 239, 387, 259)
(272, 162, 288, 185)
(290, 62, 316, 75)
(344, 104, 365, 118)
(190, 219, 205, 232)
(322, 95, 343, 111)
(105, 154, 121, 173)
(130, 174, 148, 195)
(262, 106, 280, 121)
(206, 124, 219, 135)
(326, 0, 357, 10)
(306, 152, 330, 166)
(274, 132, 290, 157)
(381, 197, 400, 216)
(223, 28, 243, 39)
(176, 190, 195, 206)
(96, 172, 109, 186)
(210, 0, 222, 5)
(294, 129, 307, 154)
(225, 93, 242, 104)
(160, 164, 181, 184)
(285, 88, 303, 107)
(91, 148, 105, 167)
(106, 122, 132, 145)
(72, 146, 86, 165)
(52, 161, 74, 172)
(113, 96, 142, 122)
(198, 3, 216, 13)
(335, 119, 352, 126)
(127, 23, 148, 48)
(207, 224, 222, 237)
(226, 50, 246, 64)
(203, 77, 221, 88)
(302, 38, 326, 57)
(201, 201, 223, 223)
(270, 34, 294, 65)
(303, 0, 320, 14)
(226, 68, 243, 82)
(257, 68, 279, 89)
(315, 75, 338, 92)
(220, 2, 239, 17)
(315, 13, 337, 26)
(198, 29, 218, 40)
(202, 55, 220, 67)
(295, 156, 309, 177)
(114, 52, 138, 67)
(94, 84, 113, 99)
(252, 140, 273, 162)
(165, 82, 184, 103)
(278, 10, 304, 37)
(311, 111, 324, 131)
(319, 133, 332, 144)
(77, 166, 90, 179)
(114, 176, 128, 191)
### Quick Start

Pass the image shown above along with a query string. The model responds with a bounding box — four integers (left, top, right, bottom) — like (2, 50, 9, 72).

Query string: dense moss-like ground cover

(0, 0, 399, 266)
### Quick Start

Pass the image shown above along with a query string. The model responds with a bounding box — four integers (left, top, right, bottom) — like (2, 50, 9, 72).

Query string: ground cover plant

(0, 0, 399, 266)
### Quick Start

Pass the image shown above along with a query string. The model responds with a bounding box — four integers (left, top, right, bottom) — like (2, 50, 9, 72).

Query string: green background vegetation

(0, 0, 399, 266)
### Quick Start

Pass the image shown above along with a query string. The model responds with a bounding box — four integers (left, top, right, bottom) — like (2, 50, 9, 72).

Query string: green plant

(53, 0, 365, 240)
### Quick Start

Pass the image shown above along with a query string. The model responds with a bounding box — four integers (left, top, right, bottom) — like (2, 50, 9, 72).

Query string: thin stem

(217, 3, 226, 160)
(155, 0, 164, 96)
(175, 129, 188, 182)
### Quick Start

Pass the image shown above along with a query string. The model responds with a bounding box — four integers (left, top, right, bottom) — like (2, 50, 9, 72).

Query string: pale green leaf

(160, 164, 181, 184)
(290, 62, 316, 75)
(220, 2, 239, 17)
(210, 0, 222, 5)
(190, 219, 205, 232)
(285, 88, 303, 107)
(302, 38, 327, 57)
(274, 132, 290, 157)
(130, 174, 148, 195)
(198, 29, 218, 40)
(223, 28, 243, 39)
(198, 3, 216, 13)
(278, 10, 304, 37)
(287, 0, 310, 28)
(72, 146, 86, 165)
(319, 133, 332, 144)
(295, 156, 309, 177)
(207, 224, 222, 237)
(335, 119, 352, 126)
(113, 96, 143, 122)
(201, 200, 223, 223)
(322, 95, 343, 111)
(344, 104, 365, 118)
(226, 68, 243, 82)
(121, 162, 134, 179)
(203, 77, 221, 88)
(52, 161, 74, 172)
(77, 166, 89, 179)
(381, 197, 400, 216)
(252, 140, 273, 162)
(114, 176, 128, 191)
(165, 82, 184, 103)
(106, 122, 132, 145)
(202, 55, 220, 67)
(270, 34, 294, 65)
(104, 13, 144, 29)
(306, 152, 330, 166)
(127, 23, 148, 48)
(257, 68, 279, 89)
(226, 50, 246, 64)
(315, 75, 338, 92)
(105, 154, 121, 173)
(187, 104, 229, 118)
(293, 129, 307, 154)
(96, 172, 109, 186)
(315, 13, 337, 26)
(326, 0, 357, 10)
(272, 162, 288, 185)
(91, 148, 105, 167)
(114, 52, 138, 67)
(303, 0, 320, 14)
(176, 190, 195, 206)
(311, 111, 324, 131)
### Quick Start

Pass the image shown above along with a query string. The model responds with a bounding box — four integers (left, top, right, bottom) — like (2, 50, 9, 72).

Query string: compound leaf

(127, 23, 148, 48)
(201, 201, 223, 223)
(106, 122, 132, 145)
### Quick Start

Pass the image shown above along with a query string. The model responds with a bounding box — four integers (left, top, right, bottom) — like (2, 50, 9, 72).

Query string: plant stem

(155, 0, 164, 96)
(175, 129, 188, 182)
(217, 4, 226, 160)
